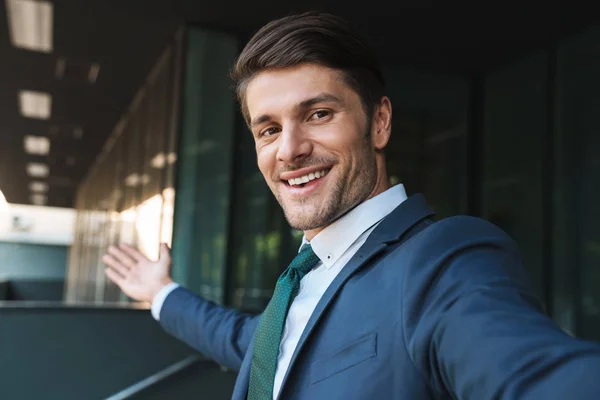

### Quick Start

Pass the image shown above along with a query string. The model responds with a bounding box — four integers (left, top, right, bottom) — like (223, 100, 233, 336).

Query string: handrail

(0, 301, 150, 309)
(104, 354, 204, 400)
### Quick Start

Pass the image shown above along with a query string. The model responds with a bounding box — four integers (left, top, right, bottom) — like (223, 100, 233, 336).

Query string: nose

(276, 123, 312, 165)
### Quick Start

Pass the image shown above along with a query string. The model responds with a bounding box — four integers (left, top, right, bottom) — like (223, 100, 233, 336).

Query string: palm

(102, 243, 174, 303)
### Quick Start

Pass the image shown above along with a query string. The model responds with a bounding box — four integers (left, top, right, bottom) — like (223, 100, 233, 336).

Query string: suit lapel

(232, 339, 254, 400)
(275, 194, 435, 398)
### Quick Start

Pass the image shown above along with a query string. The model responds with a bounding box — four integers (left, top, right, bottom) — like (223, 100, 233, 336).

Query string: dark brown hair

(231, 12, 385, 125)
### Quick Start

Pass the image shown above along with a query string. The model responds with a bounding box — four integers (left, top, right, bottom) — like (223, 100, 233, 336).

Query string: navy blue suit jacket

(160, 194, 600, 399)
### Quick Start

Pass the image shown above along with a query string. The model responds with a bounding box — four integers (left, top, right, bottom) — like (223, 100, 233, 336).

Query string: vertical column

(170, 27, 238, 305)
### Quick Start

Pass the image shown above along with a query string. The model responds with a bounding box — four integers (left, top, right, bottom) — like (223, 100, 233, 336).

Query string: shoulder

(418, 215, 515, 247)
(397, 214, 532, 297)
(399, 215, 520, 265)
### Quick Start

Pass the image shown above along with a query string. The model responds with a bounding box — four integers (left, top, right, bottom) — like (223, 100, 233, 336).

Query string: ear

(370, 96, 392, 150)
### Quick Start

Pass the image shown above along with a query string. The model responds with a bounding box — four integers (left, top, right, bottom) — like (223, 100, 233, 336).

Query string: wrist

(150, 277, 175, 303)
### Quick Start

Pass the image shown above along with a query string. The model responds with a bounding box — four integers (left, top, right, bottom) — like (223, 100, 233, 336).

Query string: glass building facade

(65, 33, 183, 303)
(66, 23, 600, 342)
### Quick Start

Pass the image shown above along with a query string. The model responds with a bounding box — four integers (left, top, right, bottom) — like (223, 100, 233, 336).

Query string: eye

(259, 126, 280, 137)
(309, 109, 331, 121)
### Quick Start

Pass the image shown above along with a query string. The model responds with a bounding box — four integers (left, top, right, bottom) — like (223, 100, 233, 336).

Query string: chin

(284, 211, 325, 232)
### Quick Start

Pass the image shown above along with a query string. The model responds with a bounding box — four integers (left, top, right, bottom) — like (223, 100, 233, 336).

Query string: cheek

(318, 120, 364, 151)
(256, 147, 274, 176)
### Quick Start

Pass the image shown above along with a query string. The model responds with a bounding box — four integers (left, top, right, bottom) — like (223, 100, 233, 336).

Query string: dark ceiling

(0, 0, 598, 208)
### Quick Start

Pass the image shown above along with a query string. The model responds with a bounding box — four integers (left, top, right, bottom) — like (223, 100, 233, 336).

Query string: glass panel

(170, 28, 238, 305)
(382, 66, 469, 218)
(161, 42, 181, 250)
(65, 39, 181, 303)
(119, 118, 139, 251)
(482, 52, 547, 302)
(557, 26, 600, 339)
(227, 123, 301, 312)
(104, 135, 125, 302)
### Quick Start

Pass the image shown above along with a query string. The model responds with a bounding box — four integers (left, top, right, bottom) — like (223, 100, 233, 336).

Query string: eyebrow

(294, 93, 343, 112)
(250, 93, 344, 129)
(250, 114, 274, 129)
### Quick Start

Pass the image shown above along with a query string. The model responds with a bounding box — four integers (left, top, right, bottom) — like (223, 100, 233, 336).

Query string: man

(102, 12, 600, 400)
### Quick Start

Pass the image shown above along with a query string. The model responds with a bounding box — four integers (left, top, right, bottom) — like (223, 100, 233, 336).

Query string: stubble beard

(274, 145, 378, 232)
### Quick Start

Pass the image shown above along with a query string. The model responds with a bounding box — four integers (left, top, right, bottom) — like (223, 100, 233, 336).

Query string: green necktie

(248, 244, 320, 400)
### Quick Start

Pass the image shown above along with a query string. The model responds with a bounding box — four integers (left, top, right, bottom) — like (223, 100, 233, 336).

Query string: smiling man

(103, 12, 600, 400)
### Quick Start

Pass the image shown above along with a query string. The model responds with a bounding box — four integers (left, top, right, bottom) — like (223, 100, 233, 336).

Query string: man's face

(246, 64, 383, 234)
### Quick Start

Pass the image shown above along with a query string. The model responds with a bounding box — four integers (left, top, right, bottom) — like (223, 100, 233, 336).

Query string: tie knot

(290, 244, 320, 277)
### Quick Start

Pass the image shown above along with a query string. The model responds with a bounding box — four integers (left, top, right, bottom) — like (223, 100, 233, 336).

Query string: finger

(119, 243, 146, 262)
(102, 254, 131, 278)
(105, 267, 125, 287)
(107, 246, 136, 268)
(159, 243, 171, 260)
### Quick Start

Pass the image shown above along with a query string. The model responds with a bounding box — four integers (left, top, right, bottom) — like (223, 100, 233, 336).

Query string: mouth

(281, 168, 331, 195)
(284, 168, 330, 187)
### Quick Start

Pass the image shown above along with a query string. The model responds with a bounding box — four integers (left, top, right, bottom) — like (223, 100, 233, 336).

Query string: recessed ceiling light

(167, 152, 177, 164)
(125, 173, 140, 187)
(24, 135, 50, 155)
(151, 153, 166, 169)
(26, 162, 49, 177)
(19, 90, 52, 120)
(30, 193, 47, 206)
(124, 174, 150, 187)
(29, 181, 48, 193)
(5, 0, 53, 53)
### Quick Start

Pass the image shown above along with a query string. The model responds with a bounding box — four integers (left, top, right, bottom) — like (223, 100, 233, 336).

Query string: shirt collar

(301, 184, 408, 268)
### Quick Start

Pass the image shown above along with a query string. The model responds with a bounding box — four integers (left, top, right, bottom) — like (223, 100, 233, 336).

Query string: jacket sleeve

(402, 216, 600, 400)
(159, 286, 261, 372)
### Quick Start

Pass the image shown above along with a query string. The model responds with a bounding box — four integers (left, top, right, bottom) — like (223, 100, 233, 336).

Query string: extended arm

(403, 217, 600, 399)
(103, 243, 260, 371)
(158, 287, 260, 371)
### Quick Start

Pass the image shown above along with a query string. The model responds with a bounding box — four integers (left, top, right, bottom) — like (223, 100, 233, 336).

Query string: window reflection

(65, 42, 179, 303)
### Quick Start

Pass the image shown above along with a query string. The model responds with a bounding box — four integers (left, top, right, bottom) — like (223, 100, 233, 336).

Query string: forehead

(245, 64, 351, 119)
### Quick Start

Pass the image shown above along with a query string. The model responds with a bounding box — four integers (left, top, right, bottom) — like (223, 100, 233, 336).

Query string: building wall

(0, 204, 73, 300)
(0, 242, 67, 280)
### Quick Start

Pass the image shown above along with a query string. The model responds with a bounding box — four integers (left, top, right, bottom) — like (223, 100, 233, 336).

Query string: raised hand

(102, 243, 174, 303)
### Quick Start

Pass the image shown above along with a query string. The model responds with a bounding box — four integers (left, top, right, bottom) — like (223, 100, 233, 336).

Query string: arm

(402, 216, 600, 399)
(159, 286, 260, 371)
(102, 243, 260, 372)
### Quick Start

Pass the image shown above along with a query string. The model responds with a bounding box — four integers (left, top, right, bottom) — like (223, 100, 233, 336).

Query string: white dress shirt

(151, 184, 408, 399)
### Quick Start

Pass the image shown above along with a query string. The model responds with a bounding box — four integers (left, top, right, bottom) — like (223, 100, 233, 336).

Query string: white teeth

(287, 169, 329, 186)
